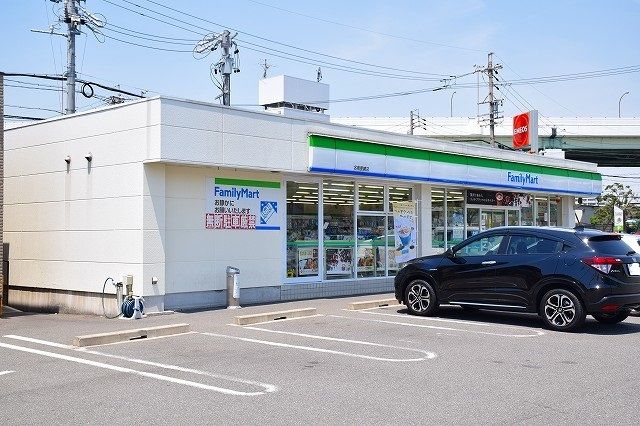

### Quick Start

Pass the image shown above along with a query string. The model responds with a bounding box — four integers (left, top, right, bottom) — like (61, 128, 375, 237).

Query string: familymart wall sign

(205, 178, 281, 230)
(308, 134, 601, 196)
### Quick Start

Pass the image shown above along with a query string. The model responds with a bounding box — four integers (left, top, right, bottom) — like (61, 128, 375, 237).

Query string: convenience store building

(3, 97, 602, 314)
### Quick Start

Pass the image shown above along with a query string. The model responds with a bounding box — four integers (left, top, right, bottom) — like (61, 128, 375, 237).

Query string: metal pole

(450, 91, 457, 117)
(221, 30, 231, 106)
(618, 91, 629, 118)
(226, 266, 240, 309)
(487, 52, 496, 147)
(65, 0, 78, 114)
(409, 110, 414, 135)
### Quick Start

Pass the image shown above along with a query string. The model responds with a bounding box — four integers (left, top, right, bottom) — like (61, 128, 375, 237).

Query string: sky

(1, 0, 639, 120)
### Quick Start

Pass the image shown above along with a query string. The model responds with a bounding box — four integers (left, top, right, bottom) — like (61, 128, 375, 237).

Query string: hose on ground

(101, 277, 121, 319)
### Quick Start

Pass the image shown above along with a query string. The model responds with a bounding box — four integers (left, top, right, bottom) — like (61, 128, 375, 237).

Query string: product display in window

(325, 248, 353, 275)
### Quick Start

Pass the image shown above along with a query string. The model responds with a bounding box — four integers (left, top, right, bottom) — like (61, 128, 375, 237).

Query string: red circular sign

(513, 113, 530, 148)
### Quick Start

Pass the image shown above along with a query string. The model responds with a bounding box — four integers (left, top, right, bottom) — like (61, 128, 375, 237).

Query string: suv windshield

(587, 235, 637, 255)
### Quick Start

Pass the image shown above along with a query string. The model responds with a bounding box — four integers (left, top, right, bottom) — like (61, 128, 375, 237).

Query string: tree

(590, 183, 639, 231)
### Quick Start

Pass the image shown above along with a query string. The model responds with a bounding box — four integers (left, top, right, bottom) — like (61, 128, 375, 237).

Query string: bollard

(226, 266, 241, 309)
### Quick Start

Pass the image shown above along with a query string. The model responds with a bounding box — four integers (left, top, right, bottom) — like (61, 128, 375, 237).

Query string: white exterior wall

(4, 99, 161, 312)
(162, 166, 284, 295)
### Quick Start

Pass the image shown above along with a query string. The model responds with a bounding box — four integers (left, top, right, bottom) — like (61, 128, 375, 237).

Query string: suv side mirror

(445, 248, 454, 257)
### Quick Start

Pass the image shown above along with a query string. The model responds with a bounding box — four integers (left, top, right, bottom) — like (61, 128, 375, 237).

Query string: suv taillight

(581, 256, 623, 274)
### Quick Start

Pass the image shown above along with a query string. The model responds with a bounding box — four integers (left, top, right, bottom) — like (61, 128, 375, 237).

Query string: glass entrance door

(480, 209, 506, 231)
(486, 210, 505, 229)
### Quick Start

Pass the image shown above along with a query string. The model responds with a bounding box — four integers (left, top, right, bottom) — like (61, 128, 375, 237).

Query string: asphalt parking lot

(2, 295, 640, 425)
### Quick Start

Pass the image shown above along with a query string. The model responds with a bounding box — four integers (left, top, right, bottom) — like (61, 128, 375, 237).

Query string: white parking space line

(0, 337, 276, 396)
(350, 309, 546, 335)
(4, 334, 276, 394)
(5, 335, 72, 349)
(0, 370, 15, 376)
(350, 308, 546, 336)
(330, 314, 544, 338)
(240, 325, 436, 360)
(199, 331, 436, 362)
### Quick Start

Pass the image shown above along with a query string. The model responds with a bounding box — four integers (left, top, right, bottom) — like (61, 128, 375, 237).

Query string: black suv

(394, 227, 640, 331)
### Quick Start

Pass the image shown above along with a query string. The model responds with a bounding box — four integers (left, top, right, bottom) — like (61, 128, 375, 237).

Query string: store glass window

(521, 197, 534, 226)
(358, 184, 384, 212)
(356, 216, 386, 278)
(432, 188, 445, 249)
(536, 197, 549, 226)
(323, 180, 355, 280)
(388, 186, 413, 211)
(286, 182, 319, 278)
(550, 197, 559, 226)
(508, 210, 519, 226)
(466, 207, 480, 238)
(446, 189, 465, 248)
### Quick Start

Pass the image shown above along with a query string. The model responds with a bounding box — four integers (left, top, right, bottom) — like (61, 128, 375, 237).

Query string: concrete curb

(234, 308, 317, 325)
(73, 323, 190, 347)
(347, 298, 400, 310)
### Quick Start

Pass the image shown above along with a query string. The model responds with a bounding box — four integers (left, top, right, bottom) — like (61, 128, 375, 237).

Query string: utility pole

(32, 0, 104, 114)
(409, 109, 415, 135)
(477, 52, 503, 147)
(195, 30, 239, 106)
(64, 0, 79, 114)
(261, 59, 272, 79)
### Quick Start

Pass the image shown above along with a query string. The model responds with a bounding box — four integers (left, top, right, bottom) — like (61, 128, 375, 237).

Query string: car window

(455, 235, 504, 257)
(506, 235, 560, 255)
(588, 235, 639, 255)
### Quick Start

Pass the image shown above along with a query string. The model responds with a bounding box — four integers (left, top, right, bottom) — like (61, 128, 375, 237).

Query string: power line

(237, 84, 448, 106)
(496, 54, 579, 116)
(114, 0, 457, 77)
(5, 104, 62, 114)
(243, 0, 483, 53)
(4, 84, 63, 92)
(101, 33, 194, 52)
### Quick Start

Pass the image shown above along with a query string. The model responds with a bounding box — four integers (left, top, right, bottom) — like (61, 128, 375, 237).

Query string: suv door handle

(481, 260, 497, 265)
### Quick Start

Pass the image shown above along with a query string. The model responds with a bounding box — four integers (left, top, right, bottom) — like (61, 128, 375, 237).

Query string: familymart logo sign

(205, 177, 281, 231)
(507, 171, 540, 187)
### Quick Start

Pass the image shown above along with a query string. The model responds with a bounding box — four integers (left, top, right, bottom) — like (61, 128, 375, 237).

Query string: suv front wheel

(405, 279, 438, 316)
(539, 289, 586, 332)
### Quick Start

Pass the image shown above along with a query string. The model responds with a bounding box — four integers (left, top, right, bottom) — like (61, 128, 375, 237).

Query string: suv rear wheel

(539, 289, 586, 332)
(405, 279, 438, 316)
(592, 311, 629, 324)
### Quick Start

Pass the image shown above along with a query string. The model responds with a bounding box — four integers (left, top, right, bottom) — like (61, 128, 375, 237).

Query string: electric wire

(108, 0, 457, 77)
(243, 0, 484, 53)
(5, 104, 62, 114)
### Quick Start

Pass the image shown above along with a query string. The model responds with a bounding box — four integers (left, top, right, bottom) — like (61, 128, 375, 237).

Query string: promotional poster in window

(393, 201, 417, 263)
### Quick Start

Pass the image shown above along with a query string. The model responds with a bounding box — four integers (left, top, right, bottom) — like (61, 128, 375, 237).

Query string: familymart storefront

(280, 134, 601, 288)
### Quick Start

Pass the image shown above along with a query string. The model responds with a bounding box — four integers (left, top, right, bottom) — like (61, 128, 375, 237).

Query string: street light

(450, 91, 457, 117)
(619, 91, 629, 118)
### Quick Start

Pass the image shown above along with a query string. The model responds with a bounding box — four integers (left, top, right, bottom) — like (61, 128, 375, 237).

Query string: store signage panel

(335, 148, 386, 176)
(308, 135, 600, 196)
(385, 155, 429, 181)
(205, 178, 282, 230)
(513, 110, 539, 151)
(467, 190, 532, 207)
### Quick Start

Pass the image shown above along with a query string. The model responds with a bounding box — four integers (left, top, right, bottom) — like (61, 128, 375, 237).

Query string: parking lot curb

(73, 323, 191, 347)
(234, 308, 317, 325)
(347, 298, 400, 310)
